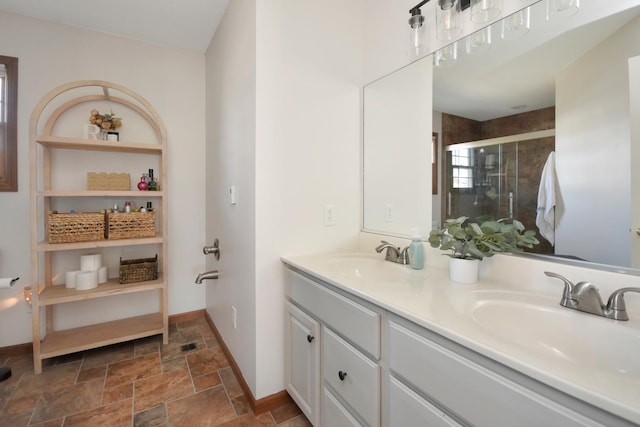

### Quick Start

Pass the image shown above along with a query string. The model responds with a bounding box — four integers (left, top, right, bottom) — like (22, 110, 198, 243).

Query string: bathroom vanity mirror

(363, 0, 640, 270)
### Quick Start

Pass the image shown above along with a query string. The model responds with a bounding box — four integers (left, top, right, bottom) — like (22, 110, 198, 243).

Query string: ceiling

(0, 0, 230, 53)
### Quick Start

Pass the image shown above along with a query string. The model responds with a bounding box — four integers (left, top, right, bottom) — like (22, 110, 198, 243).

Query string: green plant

(428, 216, 539, 260)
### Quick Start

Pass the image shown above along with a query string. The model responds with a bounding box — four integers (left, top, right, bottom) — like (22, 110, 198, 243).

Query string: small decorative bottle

(137, 174, 148, 191)
(124, 201, 132, 213)
(408, 228, 424, 270)
(148, 169, 157, 191)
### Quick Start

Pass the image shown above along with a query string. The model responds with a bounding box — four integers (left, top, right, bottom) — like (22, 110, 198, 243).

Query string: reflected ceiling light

(546, 0, 579, 20)
(436, 0, 463, 41)
(501, 7, 530, 40)
(408, 0, 430, 58)
(466, 25, 492, 54)
(435, 42, 458, 67)
(471, 0, 502, 23)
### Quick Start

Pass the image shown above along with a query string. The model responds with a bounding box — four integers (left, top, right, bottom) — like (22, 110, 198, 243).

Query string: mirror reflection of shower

(444, 130, 555, 255)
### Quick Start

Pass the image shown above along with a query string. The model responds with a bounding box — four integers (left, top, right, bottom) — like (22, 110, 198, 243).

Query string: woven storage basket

(107, 211, 155, 240)
(87, 172, 130, 191)
(48, 211, 106, 243)
(119, 255, 158, 284)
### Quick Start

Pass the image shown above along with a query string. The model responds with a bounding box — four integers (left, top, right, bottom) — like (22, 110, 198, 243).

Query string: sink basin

(323, 254, 410, 281)
(470, 291, 640, 377)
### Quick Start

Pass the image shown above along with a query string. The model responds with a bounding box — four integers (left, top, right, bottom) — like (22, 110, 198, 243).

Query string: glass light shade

(23, 286, 32, 303)
(501, 7, 530, 40)
(435, 42, 458, 67)
(546, 0, 579, 20)
(465, 26, 492, 54)
(436, 0, 462, 41)
(471, 0, 502, 23)
(407, 14, 428, 57)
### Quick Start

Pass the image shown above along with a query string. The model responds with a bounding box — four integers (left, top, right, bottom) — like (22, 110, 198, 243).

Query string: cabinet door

(322, 387, 363, 427)
(286, 302, 320, 426)
(389, 376, 461, 427)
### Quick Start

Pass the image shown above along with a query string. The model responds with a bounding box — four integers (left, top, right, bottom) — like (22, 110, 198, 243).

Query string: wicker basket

(107, 211, 156, 240)
(87, 172, 130, 191)
(119, 255, 158, 284)
(48, 211, 106, 243)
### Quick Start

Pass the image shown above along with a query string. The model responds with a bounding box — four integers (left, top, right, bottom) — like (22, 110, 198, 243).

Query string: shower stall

(443, 130, 555, 253)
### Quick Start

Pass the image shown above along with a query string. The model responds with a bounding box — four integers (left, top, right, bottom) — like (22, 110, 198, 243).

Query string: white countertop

(282, 251, 640, 425)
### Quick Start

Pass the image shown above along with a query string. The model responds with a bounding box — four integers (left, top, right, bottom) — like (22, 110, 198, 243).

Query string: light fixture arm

(409, 0, 431, 17)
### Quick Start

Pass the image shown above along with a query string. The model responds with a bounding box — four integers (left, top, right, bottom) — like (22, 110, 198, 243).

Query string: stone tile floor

(0, 318, 311, 427)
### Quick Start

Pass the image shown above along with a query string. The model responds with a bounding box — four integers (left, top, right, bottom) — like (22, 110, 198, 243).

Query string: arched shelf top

(29, 80, 167, 147)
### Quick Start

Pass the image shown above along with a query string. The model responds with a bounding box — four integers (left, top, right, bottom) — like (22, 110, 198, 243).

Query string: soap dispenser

(408, 228, 424, 270)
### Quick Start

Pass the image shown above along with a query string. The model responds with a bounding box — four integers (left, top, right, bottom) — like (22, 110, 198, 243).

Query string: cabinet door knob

(338, 370, 347, 381)
(306, 334, 315, 343)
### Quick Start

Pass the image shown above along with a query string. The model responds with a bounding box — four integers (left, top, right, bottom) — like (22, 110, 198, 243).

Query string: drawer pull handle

(338, 371, 347, 381)
(307, 335, 315, 343)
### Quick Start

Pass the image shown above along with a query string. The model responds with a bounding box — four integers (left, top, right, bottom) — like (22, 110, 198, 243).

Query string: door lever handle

(203, 238, 220, 260)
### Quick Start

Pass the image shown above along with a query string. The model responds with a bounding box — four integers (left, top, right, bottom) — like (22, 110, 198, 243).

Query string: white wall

(206, 0, 363, 399)
(556, 15, 640, 266)
(254, 0, 363, 398)
(631, 55, 640, 267)
(0, 12, 206, 346)
(363, 58, 432, 236)
(205, 0, 258, 395)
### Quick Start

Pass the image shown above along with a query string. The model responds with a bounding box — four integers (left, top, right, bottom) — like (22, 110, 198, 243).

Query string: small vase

(449, 258, 480, 284)
(137, 175, 148, 191)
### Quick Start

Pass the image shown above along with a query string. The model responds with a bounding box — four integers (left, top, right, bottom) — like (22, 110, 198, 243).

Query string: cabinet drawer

(288, 270, 380, 359)
(322, 387, 363, 427)
(389, 376, 461, 427)
(389, 321, 603, 427)
(323, 328, 379, 427)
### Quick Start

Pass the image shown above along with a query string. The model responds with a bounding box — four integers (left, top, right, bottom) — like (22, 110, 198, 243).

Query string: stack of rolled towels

(65, 254, 108, 290)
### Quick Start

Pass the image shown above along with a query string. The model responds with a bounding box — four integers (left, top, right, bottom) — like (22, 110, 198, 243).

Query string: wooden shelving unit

(29, 80, 169, 374)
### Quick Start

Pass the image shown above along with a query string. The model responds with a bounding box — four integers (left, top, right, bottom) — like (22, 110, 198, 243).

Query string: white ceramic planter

(449, 258, 480, 284)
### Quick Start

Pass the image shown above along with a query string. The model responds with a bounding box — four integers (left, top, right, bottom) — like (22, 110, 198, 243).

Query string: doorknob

(637, 228, 640, 236)
(203, 238, 220, 260)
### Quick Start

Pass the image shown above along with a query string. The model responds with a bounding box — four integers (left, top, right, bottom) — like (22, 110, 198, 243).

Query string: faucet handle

(606, 287, 640, 321)
(544, 271, 575, 306)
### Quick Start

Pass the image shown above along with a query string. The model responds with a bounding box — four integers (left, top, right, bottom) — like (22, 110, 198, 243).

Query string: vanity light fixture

(436, 0, 463, 41)
(408, 0, 430, 57)
(546, 0, 579, 20)
(470, 0, 502, 23)
(465, 25, 492, 54)
(501, 7, 530, 40)
(408, 0, 471, 57)
(435, 42, 458, 67)
(23, 285, 32, 304)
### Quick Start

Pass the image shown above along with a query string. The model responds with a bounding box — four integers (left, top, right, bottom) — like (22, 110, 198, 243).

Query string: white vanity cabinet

(388, 315, 634, 427)
(285, 269, 382, 427)
(282, 255, 640, 427)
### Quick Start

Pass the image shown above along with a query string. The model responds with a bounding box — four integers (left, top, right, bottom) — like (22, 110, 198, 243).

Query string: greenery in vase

(428, 216, 539, 260)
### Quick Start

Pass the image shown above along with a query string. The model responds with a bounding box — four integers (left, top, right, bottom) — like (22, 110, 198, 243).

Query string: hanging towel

(536, 151, 556, 246)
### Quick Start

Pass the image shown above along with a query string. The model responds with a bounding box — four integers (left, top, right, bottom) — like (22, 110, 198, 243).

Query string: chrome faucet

(195, 270, 219, 284)
(375, 241, 410, 265)
(545, 271, 640, 320)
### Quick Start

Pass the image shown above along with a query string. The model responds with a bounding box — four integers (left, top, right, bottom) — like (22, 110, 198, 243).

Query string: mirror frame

(0, 55, 18, 192)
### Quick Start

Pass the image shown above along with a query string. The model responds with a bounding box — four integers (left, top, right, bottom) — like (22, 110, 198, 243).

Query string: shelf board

(39, 313, 164, 359)
(38, 277, 164, 306)
(37, 190, 164, 197)
(35, 136, 163, 154)
(37, 235, 164, 252)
